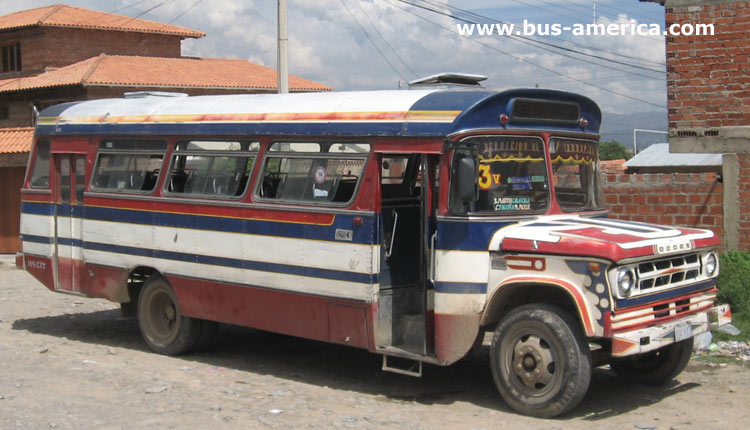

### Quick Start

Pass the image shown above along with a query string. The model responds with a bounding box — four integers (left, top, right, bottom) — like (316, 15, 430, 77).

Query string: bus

(17, 87, 731, 417)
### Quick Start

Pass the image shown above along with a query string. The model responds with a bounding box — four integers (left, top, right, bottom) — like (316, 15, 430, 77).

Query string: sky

(0, 0, 671, 147)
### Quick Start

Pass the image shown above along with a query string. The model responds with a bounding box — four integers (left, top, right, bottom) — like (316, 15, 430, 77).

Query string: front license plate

(674, 322, 692, 342)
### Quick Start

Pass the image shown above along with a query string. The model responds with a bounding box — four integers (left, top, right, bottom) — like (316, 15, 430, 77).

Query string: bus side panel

(19, 191, 56, 291)
(170, 275, 374, 349)
(83, 263, 131, 302)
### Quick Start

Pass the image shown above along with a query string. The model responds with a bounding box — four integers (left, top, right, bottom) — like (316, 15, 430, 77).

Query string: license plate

(674, 322, 692, 342)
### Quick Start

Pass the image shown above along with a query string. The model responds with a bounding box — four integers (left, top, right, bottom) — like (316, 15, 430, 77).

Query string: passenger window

(165, 141, 258, 198)
(258, 142, 369, 205)
(91, 139, 166, 193)
(29, 140, 50, 188)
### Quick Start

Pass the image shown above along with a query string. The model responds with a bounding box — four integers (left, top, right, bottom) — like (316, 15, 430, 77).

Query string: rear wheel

(138, 277, 201, 355)
(611, 337, 694, 385)
(490, 304, 591, 418)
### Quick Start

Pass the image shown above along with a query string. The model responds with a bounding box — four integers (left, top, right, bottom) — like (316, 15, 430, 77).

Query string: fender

(485, 276, 596, 337)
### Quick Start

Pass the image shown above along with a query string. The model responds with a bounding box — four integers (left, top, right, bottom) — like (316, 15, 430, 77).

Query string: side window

(165, 141, 259, 198)
(258, 142, 369, 205)
(29, 140, 50, 188)
(91, 140, 166, 193)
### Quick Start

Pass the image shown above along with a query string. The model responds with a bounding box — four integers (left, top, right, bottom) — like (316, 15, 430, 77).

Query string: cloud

(0, 0, 668, 118)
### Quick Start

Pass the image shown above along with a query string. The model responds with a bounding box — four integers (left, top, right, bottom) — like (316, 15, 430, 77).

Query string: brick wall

(0, 27, 182, 77)
(665, 2, 750, 130)
(603, 171, 724, 245)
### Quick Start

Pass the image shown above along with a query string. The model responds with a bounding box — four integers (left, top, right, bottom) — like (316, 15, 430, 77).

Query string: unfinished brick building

(640, 0, 750, 250)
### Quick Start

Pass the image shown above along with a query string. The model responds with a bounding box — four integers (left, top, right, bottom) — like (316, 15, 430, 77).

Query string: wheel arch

(481, 279, 595, 337)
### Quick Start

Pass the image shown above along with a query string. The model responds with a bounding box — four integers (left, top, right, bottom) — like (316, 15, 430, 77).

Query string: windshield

(450, 135, 549, 214)
(549, 138, 604, 211)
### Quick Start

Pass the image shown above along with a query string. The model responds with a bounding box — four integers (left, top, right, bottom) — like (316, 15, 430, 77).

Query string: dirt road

(1, 258, 748, 429)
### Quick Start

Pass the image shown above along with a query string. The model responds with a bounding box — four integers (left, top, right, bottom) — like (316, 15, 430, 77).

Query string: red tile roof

(0, 127, 34, 154)
(0, 4, 204, 38)
(0, 54, 332, 93)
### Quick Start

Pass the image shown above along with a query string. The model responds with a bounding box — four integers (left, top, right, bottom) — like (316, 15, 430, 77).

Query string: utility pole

(593, 0, 597, 23)
(277, 0, 289, 94)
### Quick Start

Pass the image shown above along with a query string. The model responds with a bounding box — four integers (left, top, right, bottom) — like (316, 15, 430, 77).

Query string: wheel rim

(146, 289, 179, 343)
(504, 329, 564, 398)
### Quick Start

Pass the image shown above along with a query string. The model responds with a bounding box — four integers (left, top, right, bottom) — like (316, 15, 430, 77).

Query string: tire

(137, 277, 201, 355)
(611, 337, 694, 385)
(490, 304, 591, 418)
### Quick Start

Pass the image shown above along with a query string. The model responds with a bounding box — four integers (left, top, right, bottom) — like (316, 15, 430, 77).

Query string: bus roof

(35, 88, 601, 138)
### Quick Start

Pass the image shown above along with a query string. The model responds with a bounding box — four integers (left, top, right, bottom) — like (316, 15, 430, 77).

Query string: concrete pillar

(722, 153, 739, 251)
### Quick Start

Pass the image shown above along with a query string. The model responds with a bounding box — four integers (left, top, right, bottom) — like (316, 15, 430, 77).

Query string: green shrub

(717, 251, 750, 314)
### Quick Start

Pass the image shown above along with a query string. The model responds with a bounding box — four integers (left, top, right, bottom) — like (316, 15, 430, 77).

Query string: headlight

(616, 268, 636, 298)
(705, 253, 718, 276)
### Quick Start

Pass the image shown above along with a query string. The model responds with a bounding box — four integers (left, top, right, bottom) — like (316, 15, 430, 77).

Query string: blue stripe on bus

(614, 279, 715, 309)
(20, 234, 54, 244)
(22, 202, 377, 245)
(434, 281, 487, 294)
(34, 121, 457, 138)
(21, 234, 377, 284)
(436, 219, 515, 251)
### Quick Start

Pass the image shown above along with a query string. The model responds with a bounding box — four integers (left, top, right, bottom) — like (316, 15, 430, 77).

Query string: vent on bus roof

(408, 72, 487, 88)
(510, 98, 580, 123)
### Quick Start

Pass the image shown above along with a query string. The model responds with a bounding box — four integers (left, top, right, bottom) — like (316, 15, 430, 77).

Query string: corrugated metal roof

(624, 143, 722, 168)
(0, 127, 34, 154)
(0, 4, 204, 38)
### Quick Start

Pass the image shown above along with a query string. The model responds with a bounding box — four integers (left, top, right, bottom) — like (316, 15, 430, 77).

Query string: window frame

(29, 139, 51, 189)
(254, 140, 371, 207)
(162, 140, 259, 201)
(89, 139, 168, 195)
(548, 136, 605, 213)
(448, 134, 551, 216)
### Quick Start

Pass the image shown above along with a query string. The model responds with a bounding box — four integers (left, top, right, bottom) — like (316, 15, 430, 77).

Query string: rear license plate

(674, 322, 692, 342)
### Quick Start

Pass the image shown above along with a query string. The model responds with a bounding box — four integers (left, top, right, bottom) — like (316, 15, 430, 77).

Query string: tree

(599, 140, 631, 161)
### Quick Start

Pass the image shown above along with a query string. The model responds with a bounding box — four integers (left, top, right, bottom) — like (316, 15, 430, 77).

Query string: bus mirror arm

(385, 210, 398, 260)
(456, 157, 477, 202)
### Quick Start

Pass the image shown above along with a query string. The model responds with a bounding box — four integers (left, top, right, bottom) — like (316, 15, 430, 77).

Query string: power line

(340, 0, 408, 82)
(383, 0, 666, 109)
(396, 0, 665, 78)
(354, 0, 418, 77)
(165, 0, 205, 25)
(424, 0, 665, 68)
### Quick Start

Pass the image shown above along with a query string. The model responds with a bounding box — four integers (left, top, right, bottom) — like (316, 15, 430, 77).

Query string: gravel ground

(1, 256, 749, 429)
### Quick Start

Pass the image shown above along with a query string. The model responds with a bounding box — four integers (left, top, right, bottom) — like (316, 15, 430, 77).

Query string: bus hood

(488, 216, 719, 262)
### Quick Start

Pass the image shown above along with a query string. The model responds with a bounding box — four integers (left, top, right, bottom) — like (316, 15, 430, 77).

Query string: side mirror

(456, 157, 477, 202)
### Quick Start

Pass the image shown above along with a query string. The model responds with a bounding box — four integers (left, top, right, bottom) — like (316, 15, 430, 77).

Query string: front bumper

(610, 303, 732, 357)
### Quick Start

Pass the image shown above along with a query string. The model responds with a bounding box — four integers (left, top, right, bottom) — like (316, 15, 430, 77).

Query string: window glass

(258, 142, 368, 204)
(550, 138, 604, 211)
(91, 153, 164, 192)
(29, 140, 50, 188)
(269, 142, 321, 152)
(450, 136, 549, 214)
(60, 158, 70, 203)
(166, 140, 258, 198)
(99, 139, 167, 151)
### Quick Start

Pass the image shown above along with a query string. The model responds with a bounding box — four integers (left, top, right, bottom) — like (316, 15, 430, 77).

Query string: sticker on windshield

(494, 197, 531, 211)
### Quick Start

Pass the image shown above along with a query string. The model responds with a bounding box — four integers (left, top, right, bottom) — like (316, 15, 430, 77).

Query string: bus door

(53, 154, 86, 293)
(378, 153, 438, 357)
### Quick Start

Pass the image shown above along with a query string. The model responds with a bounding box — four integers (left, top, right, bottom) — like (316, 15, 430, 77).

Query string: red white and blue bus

(17, 87, 731, 417)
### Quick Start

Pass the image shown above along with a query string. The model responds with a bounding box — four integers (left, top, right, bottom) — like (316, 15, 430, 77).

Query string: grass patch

(713, 311, 750, 342)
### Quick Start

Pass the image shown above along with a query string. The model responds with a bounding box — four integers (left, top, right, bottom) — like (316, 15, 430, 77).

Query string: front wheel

(490, 304, 591, 418)
(138, 277, 201, 355)
(611, 337, 694, 385)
